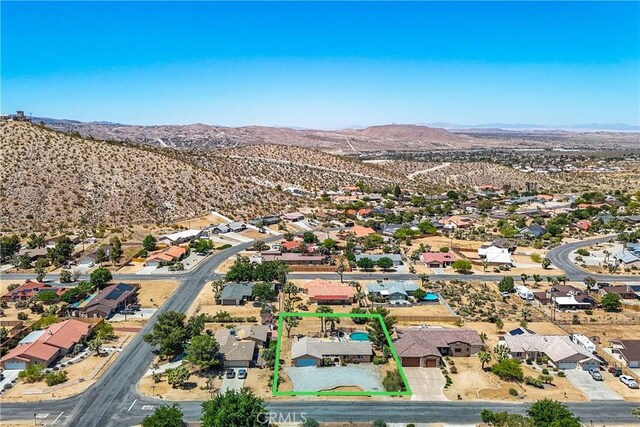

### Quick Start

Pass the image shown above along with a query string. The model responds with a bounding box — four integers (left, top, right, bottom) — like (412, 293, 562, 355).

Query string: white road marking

(128, 399, 137, 412)
(52, 411, 64, 425)
(142, 405, 155, 410)
(35, 412, 49, 419)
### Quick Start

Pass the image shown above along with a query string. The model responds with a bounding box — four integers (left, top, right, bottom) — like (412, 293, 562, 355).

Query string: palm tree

(583, 276, 596, 292)
(477, 351, 491, 370)
(354, 292, 366, 308)
(521, 307, 531, 322)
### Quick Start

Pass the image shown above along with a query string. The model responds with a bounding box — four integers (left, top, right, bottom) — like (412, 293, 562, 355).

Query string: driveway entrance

(403, 367, 447, 401)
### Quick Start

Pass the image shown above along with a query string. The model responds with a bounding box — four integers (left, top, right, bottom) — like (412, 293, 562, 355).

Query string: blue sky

(2, 1, 639, 128)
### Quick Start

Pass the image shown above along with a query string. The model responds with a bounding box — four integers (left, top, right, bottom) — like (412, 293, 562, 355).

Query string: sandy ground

(443, 356, 587, 402)
(0, 332, 136, 402)
(134, 279, 179, 308)
(174, 213, 226, 229)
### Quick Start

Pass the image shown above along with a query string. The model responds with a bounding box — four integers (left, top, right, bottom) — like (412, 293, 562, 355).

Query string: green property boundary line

(272, 312, 412, 397)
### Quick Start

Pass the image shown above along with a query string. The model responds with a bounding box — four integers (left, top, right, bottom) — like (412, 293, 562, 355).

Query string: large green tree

(201, 389, 267, 427)
(376, 257, 395, 270)
(0, 235, 21, 262)
(143, 235, 157, 252)
(527, 399, 580, 427)
(366, 307, 396, 348)
(90, 267, 112, 288)
(144, 311, 188, 359)
(186, 335, 219, 372)
(47, 236, 74, 266)
(356, 257, 375, 271)
(109, 237, 124, 266)
(601, 293, 622, 311)
(142, 403, 185, 427)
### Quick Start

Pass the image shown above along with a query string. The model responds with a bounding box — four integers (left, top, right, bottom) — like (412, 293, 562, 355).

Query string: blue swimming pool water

(350, 332, 370, 341)
(423, 293, 439, 301)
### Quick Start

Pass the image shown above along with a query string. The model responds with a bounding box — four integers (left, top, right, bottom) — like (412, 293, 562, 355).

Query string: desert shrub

(541, 368, 549, 375)
(45, 370, 68, 386)
(218, 244, 232, 250)
(18, 364, 44, 383)
(372, 355, 387, 365)
(557, 371, 566, 377)
(491, 359, 524, 382)
(508, 388, 518, 396)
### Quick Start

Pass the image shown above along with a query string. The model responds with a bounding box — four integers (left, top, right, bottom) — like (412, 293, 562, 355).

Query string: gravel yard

(285, 365, 384, 392)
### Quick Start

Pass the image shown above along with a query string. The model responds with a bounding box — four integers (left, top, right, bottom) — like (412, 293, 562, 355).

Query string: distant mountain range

(28, 116, 640, 152)
(427, 122, 640, 132)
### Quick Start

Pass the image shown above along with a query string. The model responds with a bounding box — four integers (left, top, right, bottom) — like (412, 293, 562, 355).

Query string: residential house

(218, 283, 254, 306)
(573, 220, 592, 232)
(16, 247, 48, 262)
(158, 229, 202, 245)
(612, 251, 640, 268)
(533, 285, 595, 310)
(0, 319, 92, 370)
(394, 327, 483, 367)
(477, 246, 514, 266)
(599, 285, 640, 300)
(235, 325, 271, 347)
(249, 215, 281, 226)
(281, 212, 305, 222)
(260, 251, 325, 265)
(215, 328, 257, 368)
(500, 334, 600, 370)
(356, 208, 372, 220)
(74, 283, 138, 318)
(520, 224, 547, 238)
(144, 245, 188, 267)
(291, 336, 373, 367)
(610, 340, 640, 368)
(421, 252, 456, 268)
(79, 245, 112, 267)
(303, 279, 355, 305)
(1, 281, 70, 302)
(440, 215, 474, 230)
(354, 254, 403, 267)
(366, 281, 419, 302)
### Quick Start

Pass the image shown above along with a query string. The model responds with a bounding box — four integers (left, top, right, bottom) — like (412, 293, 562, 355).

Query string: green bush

(541, 368, 549, 375)
(18, 364, 44, 383)
(491, 359, 524, 382)
(558, 371, 566, 377)
(382, 369, 406, 392)
(508, 388, 518, 396)
(218, 244, 232, 250)
(45, 370, 68, 386)
(372, 355, 387, 365)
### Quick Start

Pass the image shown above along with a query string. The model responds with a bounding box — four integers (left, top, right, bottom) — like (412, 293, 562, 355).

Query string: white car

(619, 375, 639, 389)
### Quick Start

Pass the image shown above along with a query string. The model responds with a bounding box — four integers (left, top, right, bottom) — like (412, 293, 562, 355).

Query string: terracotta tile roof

(307, 284, 355, 300)
(0, 340, 60, 364)
(348, 225, 376, 238)
(38, 319, 92, 351)
(421, 252, 456, 264)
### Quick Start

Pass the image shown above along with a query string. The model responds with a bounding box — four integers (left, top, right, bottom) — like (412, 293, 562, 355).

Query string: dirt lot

(134, 279, 179, 308)
(138, 368, 222, 400)
(0, 331, 136, 402)
(443, 356, 587, 402)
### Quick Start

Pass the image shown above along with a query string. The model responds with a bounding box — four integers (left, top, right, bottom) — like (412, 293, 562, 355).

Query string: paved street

(1, 234, 639, 426)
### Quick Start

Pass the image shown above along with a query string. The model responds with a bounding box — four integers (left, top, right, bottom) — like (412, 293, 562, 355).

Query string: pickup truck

(588, 368, 603, 381)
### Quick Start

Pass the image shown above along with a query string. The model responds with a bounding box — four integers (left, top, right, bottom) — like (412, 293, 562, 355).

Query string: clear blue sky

(2, 1, 639, 128)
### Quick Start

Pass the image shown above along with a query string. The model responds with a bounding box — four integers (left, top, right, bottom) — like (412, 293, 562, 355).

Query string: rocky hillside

(0, 122, 305, 232)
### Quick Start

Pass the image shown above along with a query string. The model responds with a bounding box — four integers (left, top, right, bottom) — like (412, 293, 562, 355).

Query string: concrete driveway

(403, 367, 447, 401)
(565, 370, 623, 400)
(221, 376, 245, 393)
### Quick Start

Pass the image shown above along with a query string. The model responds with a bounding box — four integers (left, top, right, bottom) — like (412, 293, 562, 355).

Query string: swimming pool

(423, 293, 439, 301)
(350, 332, 370, 341)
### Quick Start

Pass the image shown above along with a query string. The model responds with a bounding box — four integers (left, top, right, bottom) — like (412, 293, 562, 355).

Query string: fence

(393, 314, 460, 323)
(289, 265, 351, 272)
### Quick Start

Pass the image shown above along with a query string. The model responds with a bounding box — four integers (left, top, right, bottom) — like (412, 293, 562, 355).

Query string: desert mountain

(0, 122, 412, 233)
(37, 117, 639, 152)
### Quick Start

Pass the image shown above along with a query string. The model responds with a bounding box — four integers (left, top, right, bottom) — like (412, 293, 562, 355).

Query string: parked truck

(515, 285, 534, 301)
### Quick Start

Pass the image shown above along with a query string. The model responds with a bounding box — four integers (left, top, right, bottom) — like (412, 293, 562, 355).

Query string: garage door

(296, 358, 317, 367)
(4, 361, 26, 370)
(402, 357, 422, 367)
(425, 358, 438, 367)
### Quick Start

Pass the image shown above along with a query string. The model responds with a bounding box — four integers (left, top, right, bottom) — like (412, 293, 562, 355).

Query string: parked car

(589, 368, 603, 381)
(619, 375, 639, 389)
(500, 291, 510, 298)
(225, 368, 235, 379)
(608, 366, 622, 377)
(237, 369, 247, 379)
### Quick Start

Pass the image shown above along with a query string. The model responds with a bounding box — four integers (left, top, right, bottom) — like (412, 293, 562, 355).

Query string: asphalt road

(1, 234, 639, 426)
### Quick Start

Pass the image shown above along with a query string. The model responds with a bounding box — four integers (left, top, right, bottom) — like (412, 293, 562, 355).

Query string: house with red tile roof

(144, 245, 188, 267)
(0, 319, 93, 370)
(304, 279, 355, 305)
(281, 240, 302, 252)
(1, 281, 70, 302)
(342, 225, 376, 239)
(440, 215, 474, 229)
(574, 220, 592, 232)
(421, 252, 456, 268)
